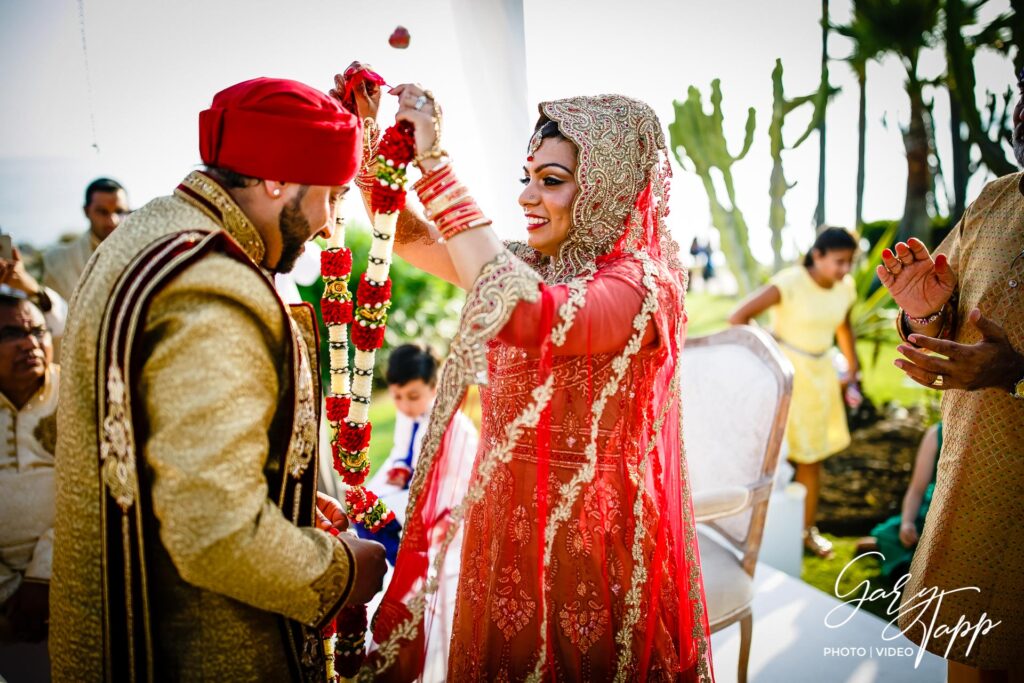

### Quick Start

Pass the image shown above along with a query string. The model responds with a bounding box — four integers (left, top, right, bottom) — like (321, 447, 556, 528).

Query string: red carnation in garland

(336, 421, 372, 453)
(340, 468, 367, 486)
(321, 298, 354, 325)
(371, 122, 417, 214)
(371, 183, 406, 215)
(352, 323, 386, 351)
(325, 395, 351, 422)
(356, 274, 392, 305)
(378, 121, 417, 163)
(320, 248, 353, 277)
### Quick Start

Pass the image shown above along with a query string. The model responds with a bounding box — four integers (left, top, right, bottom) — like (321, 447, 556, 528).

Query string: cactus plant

(669, 80, 760, 294)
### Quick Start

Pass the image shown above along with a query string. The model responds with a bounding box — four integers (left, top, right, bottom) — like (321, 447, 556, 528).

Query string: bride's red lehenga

(367, 95, 714, 683)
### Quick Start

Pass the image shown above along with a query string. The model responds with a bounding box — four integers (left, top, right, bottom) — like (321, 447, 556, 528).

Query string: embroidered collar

(174, 171, 266, 265)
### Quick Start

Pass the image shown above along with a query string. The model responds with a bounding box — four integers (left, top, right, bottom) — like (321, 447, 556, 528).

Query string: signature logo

(823, 552, 1001, 667)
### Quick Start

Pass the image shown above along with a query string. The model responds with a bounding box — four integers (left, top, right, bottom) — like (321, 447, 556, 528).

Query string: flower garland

(320, 119, 417, 680)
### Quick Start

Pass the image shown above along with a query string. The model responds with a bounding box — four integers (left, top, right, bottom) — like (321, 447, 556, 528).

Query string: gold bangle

(413, 147, 448, 169)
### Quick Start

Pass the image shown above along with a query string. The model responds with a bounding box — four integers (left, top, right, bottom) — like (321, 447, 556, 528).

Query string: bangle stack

(412, 164, 490, 241)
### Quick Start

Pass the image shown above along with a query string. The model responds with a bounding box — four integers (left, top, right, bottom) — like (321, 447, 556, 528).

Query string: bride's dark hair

(532, 114, 566, 144)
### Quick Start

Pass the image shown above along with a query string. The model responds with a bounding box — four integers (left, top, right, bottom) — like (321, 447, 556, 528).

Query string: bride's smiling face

(518, 137, 578, 257)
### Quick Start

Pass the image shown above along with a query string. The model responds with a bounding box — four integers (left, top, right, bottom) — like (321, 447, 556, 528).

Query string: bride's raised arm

(333, 66, 463, 287)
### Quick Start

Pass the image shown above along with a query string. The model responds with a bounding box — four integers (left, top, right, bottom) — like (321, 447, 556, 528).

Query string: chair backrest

(680, 325, 793, 574)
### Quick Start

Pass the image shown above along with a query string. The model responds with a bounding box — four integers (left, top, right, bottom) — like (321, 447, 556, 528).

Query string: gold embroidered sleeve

(140, 255, 352, 627)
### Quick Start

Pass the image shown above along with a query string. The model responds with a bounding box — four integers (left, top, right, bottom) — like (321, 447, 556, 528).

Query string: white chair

(681, 326, 793, 683)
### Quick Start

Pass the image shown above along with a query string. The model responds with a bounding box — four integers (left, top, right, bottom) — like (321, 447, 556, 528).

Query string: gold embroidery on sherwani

(53, 172, 352, 681)
(96, 229, 216, 683)
(99, 366, 136, 512)
(176, 171, 266, 264)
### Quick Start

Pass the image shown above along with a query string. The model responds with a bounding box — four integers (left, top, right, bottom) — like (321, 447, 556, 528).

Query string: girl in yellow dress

(729, 226, 861, 557)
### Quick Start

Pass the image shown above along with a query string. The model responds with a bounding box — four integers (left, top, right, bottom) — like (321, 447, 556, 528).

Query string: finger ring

(898, 254, 913, 265)
(933, 374, 944, 387)
(414, 95, 428, 111)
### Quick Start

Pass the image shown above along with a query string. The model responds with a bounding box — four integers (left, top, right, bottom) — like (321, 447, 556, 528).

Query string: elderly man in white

(0, 294, 57, 681)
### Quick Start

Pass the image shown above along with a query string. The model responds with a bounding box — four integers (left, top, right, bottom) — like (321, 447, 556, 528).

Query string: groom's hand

(332, 61, 381, 120)
(341, 536, 388, 606)
(316, 492, 349, 532)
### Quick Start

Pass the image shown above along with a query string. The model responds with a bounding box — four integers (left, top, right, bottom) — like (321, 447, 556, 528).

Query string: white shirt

(0, 365, 59, 603)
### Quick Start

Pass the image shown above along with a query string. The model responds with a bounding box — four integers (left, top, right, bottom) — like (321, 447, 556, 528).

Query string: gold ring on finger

(933, 374, 944, 387)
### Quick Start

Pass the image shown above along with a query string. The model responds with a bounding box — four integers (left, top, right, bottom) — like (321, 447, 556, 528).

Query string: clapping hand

(876, 238, 957, 318)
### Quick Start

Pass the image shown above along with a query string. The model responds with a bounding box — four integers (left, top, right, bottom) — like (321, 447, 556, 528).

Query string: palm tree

(815, 0, 831, 229)
(835, 11, 886, 230)
(944, 0, 1018, 224)
(847, 0, 941, 243)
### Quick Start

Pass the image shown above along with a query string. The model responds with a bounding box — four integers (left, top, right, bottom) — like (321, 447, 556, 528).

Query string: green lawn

(801, 534, 895, 621)
(367, 393, 397, 475)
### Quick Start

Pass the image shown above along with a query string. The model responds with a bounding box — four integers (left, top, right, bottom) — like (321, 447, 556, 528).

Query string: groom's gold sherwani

(51, 171, 352, 681)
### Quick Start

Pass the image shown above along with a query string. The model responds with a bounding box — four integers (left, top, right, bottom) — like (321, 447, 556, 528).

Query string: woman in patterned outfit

(342, 73, 714, 682)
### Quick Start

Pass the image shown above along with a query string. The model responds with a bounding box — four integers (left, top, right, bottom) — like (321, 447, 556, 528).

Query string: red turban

(199, 77, 362, 186)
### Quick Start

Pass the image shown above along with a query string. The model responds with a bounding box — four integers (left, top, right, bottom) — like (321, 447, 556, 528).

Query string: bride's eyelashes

(519, 175, 566, 186)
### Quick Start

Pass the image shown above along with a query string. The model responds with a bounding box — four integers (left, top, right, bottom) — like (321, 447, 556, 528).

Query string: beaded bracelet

(412, 147, 449, 169)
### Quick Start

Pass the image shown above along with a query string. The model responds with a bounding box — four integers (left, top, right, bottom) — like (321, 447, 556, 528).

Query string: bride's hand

(876, 238, 958, 318)
(392, 83, 443, 171)
(331, 61, 381, 120)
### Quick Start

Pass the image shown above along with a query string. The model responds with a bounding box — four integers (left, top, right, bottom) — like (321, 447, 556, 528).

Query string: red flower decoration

(340, 468, 367, 487)
(378, 121, 417, 163)
(356, 274, 392, 305)
(371, 184, 406, 215)
(321, 298, 354, 325)
(325, 395, 351, 422)
(352, 323, 386, 351)
(321, 248, 353, 277)
(336, 421, 372, 453)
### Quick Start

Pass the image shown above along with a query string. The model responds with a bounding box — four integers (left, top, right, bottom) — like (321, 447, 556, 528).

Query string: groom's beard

(276, 193, 310, 274)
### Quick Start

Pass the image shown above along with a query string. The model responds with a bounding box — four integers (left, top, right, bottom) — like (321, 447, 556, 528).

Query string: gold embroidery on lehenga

(528, 254, 661, 683)
(369, 94, 711, 681)
(558, 579, 609, 652)
(363, 253, 543, 679)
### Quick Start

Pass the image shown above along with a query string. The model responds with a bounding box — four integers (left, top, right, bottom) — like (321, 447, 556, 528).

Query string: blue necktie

(398, 420, 420, 490)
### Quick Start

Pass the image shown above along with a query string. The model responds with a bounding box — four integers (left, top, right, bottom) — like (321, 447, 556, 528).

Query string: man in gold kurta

(878, 67, 1024, 680)
(51, 78, 386, 681)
